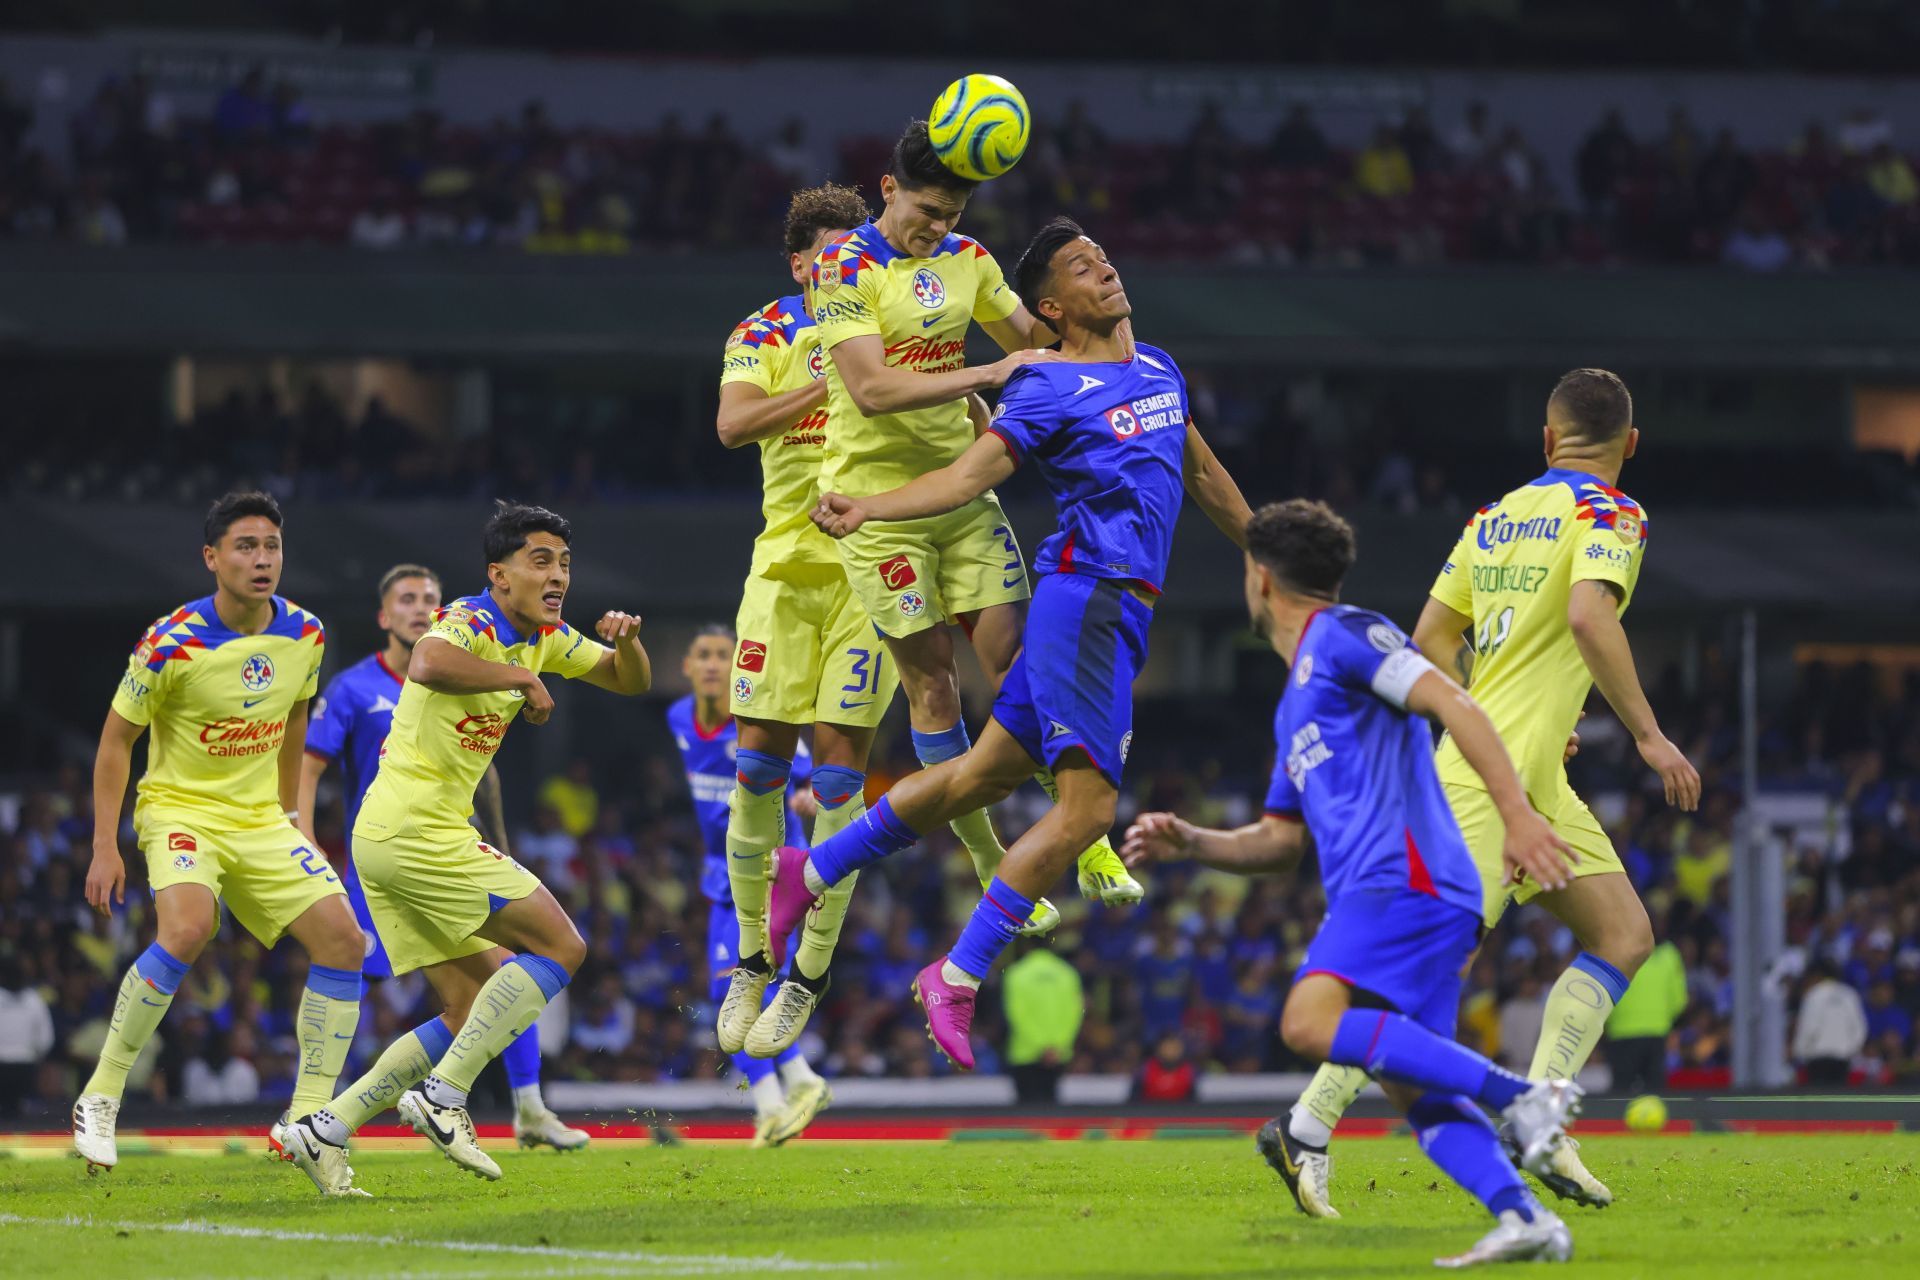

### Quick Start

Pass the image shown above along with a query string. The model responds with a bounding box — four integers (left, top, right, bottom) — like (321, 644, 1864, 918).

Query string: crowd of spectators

(5, 67, 1920, 270)
(4, 642, 1918, 1119)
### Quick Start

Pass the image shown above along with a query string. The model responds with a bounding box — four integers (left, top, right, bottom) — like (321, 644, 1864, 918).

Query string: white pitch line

(0, 1214, 876, 1275)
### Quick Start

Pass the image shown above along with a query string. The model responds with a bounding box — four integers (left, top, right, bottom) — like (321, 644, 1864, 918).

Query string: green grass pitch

(3, 1134, 1915, 1277)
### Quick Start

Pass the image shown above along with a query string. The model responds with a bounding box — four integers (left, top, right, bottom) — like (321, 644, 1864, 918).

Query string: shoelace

(770, 985, 816, 1037)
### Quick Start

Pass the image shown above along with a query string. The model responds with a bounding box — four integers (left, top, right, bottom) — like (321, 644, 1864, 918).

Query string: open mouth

(250, 576, 274, 591)
(542, 591, 564, 610)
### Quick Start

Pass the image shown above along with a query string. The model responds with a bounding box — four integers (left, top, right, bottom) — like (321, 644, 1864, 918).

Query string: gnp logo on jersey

(734, 676, 755, 704)
(912, 268, 946, 309)
(877, 554, 918, 590)
(1106, 405, 1141, 440)
(807, 346, 825, 380)
(736, 639, 768, 673)
(1295, 653, 1314, 687)
(898, 590, 927, 618)
(240, 653, 275, 692)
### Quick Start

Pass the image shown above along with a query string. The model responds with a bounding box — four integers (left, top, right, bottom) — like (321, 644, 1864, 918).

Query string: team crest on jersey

(240, 653, 275, 692)
(898, 590, 927, 618)
(807, 346, 825, 379)
(169, 833, 197, 853)
(173, 853, 196, 871)
(736, 639, 768, 673)
(877, 554, 918, 590)
(1366, 624, 1405, 654)
(734, 676, 755, 703)
(818, 260, 843, 293)
(726, 328, 746, 350)
(1295, 653, 1314, 687)
(912, 268, 946, 309)
(1613, 513, 1643, 544)
(1106, 406, 1140, 440)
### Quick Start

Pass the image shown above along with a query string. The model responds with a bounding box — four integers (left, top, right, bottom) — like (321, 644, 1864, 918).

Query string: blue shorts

(991, 573, 1153, 786)
(1296, 889, 1481, 1037)
(341, 852, 394, 980)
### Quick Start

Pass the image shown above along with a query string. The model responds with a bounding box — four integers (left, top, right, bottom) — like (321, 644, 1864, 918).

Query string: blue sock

(506, 953, 572, 1001)
(414, 1015, 455, 1059)
(501, 1026, 541, 1089)
(1571, 951, 1630, 1003)
(810, 795, 919, 887)
(811, 765, 865, 810)
(133, 942, 190, 995)
(1329, 1009, 1531, 1111)
(1408, 1092, 1537, 1222)
(733, 1049, 775, 1084)
(949, 877, 1035, 980)
(306, 963, 365, 1002)
(911, 720, 970, 765)
(735, 749, 790, 796)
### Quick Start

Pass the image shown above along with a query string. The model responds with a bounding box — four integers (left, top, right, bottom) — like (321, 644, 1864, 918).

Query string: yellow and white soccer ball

(1624, 1094, 1668, 1133)
(928, 74, 1030, 181)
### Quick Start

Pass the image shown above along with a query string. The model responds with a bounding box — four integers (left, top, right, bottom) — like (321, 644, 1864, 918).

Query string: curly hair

(784, 183, 870, 257)
(1245, 499, 1356, 600)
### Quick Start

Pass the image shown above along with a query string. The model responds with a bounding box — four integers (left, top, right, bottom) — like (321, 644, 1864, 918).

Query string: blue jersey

(986, 341, 1191, 592)
(306, 651, 406, 833)
(1263, 606, 1481, 917)
(666, 695, 811, 903)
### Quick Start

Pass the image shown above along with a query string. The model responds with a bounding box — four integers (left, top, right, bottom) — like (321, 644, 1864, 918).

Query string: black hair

(483, 500, 572, 566)
(1245, 499, 1356, 600)
(1548, 368, 1634, 443)
(693, 622, 735, 642)
(889, 119, 977, 195)
(784, 183, 870, 256)
(204, 490, 283, 546)
(378, 562, 440, 601)
(1013, 216, 1089, 319)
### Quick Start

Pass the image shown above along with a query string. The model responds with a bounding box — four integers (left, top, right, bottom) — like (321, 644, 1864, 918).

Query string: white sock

(421, 1074, 468, 1109)
(778, 1056, 821, 1089)
(941, 959, 982, 990)
(750, 1074, 784, 1117)
(310, 1108, 351, 1147)
(1287, 1102, 1334, 1148)
(803, 857, 827, 896)
(512, 1083, 546, 1115)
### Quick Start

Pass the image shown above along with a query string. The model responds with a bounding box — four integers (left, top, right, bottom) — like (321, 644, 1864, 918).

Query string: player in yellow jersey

(280, 501, 651, 1195)
(807, 120, 1142, 929)
(1276, 370, 1701, 1217)
(711, 183, 1058, 1059)
(74, 492, 365, 1171)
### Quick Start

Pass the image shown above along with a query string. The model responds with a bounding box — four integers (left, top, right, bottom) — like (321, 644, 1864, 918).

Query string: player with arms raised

(1277, 370, 1701, 1214)
(1124, 499, 1583, 1267)
(75, 492, 364, 1170)
(296, 562, 586, 1153)
(281, 502, 650, 1195)
(770, 217, 1252, 1064)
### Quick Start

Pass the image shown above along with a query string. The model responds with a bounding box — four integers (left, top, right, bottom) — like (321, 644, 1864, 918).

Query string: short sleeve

(1323, 612, 1436, 713)
(298, 631, 324, 701)
(304, 676, 354, 761)
(1570, 499, 1647, 606)
(812, 249, 882, 348)
(984, 368, 1059, 464)
(541, 623, 611, 681)
(969, 244, 1019, 324)
(719, 317, 776, 392)
(423, 603, 486, 654)
(1430, 515, 1476, 616)
(110, 620, 172, 726)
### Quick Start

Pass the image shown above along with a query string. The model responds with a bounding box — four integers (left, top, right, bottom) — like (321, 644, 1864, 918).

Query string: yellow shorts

(140, 819, 345, 948)
(1446, 780, 1625, 927)
(835, 494, 1030, 638)
(349, 818, 540, 975)
(731, 563, 902, 728)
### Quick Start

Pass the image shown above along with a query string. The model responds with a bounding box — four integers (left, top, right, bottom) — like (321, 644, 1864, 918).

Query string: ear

(1541, 421, 1555, 460)
(202, 545, 217, 573)
(879, 174, 897, 204)
(376, 606, 390, 632)
(1623, 425, 1639, 460)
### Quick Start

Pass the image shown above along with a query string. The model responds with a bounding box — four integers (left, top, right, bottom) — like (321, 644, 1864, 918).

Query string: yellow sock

(796, 795, 865, 980)
(325, 1021, 444, 1131)
(434, 957, 565, 1094)
(1529, 960, 1620, 1080)
(83, 961, 175, 1099)
(726, 782, 786, 960)
(1291, 1063, 1369, 1144)
(949, 806, 1008, 883)
(290, 966, 363, 1117)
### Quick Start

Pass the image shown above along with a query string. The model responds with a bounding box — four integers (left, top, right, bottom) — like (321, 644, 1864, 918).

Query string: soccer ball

(1624, 1094, 1668, 1133)
(928, 74, 1030, 181)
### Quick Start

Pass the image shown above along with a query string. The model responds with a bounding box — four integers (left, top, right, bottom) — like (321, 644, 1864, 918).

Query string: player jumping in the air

(1123, 499, 1583, 1268)
(671, 627, 832, 1144)
(771, 217, 1252, 1066)
(709, 184, 917, 1060)
(1279, 370, 1701, 1214)
(295, 562, 587, 1153)
(281, 502, 650, 1195)
(75, 492, 364, 1170)
(805, 123, 1142, 926)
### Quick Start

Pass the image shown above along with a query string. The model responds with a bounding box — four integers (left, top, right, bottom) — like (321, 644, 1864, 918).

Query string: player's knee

(1280, 1006, 1335, 1062)
(158, 910, 218, 959)
(1610, 917, 1655, 978)
(1061, 790, 1117, 847)
(313, 921, 367, 971)
(547, 923, 588, 975)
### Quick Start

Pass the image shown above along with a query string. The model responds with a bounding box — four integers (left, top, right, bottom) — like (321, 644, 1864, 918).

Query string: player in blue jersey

(294, 563, 587, 1152)
(1121, 499, 1584, 1268)
(765, 217, 1254, 1068)
(669, 626, 833, 1146)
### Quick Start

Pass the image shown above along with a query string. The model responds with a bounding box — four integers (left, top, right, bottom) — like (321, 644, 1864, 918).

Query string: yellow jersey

(810, 219, 1021, 496)
(355, 592, 608, 836)
(110, 594, 326, 832)
(720, 295, 837, 573)
(1429, 467, 1649, 799)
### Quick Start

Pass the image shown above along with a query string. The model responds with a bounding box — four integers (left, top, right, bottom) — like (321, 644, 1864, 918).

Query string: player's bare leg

(75, 883, 220, 1169)
(917, 751, 1116, 1067)
(881, 623, 1059, 933)
(960, 602, 1142, 907)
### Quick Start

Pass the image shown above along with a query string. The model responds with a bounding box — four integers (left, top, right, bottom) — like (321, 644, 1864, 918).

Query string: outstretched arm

(1121, 811, 1308, 876)
(813, 433, 1017, 537)
(581, 612, 652, 695)
(1568, 579, 1700, 809)
(829, 334, 1059, 417)
(1182, 420, 1253, 549)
